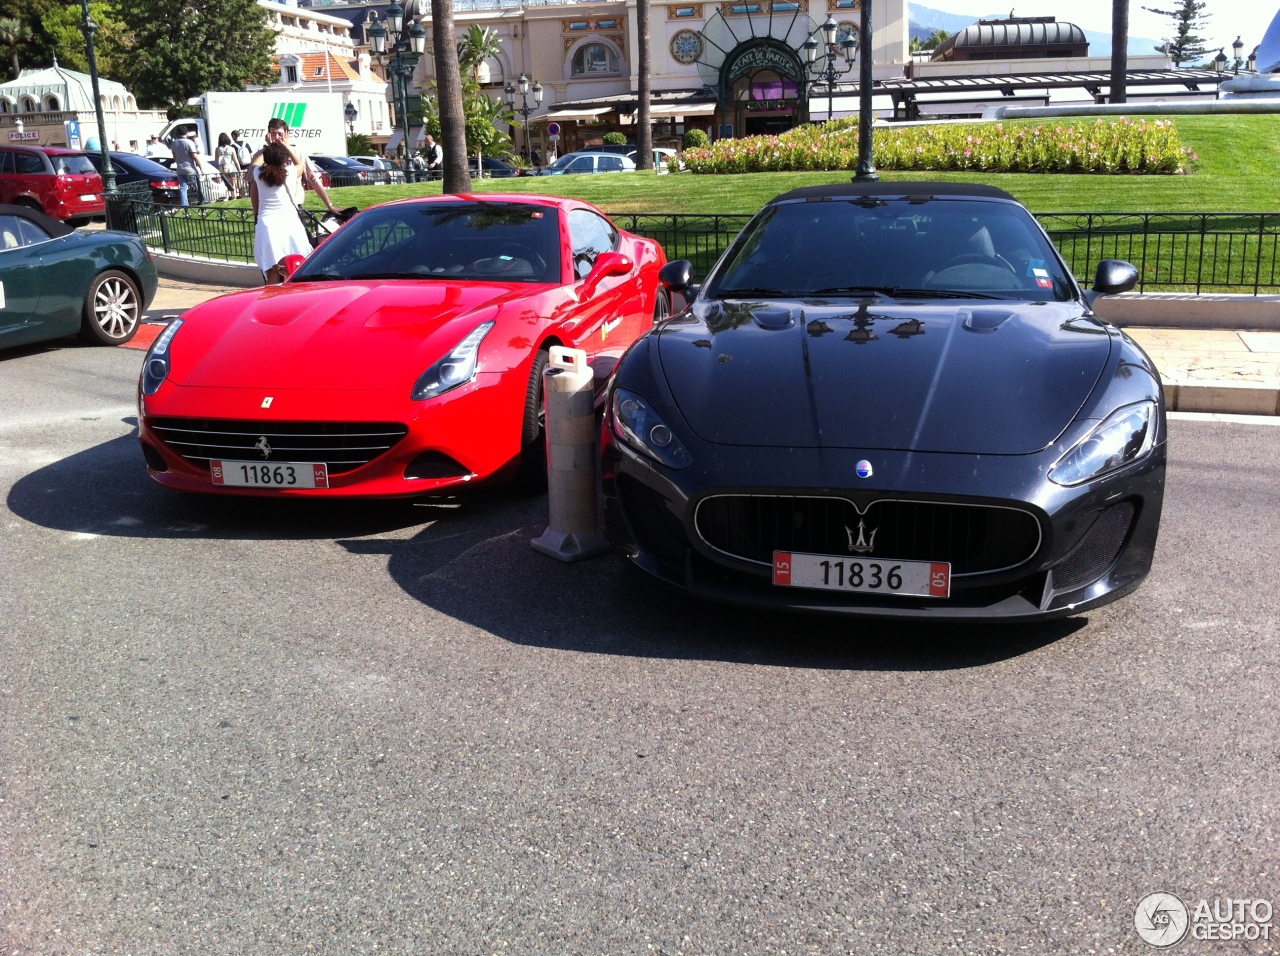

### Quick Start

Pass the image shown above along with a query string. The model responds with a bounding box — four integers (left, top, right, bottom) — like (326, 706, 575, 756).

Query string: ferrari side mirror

(280, 254, 307, 279)
(581, 251, 633, 297)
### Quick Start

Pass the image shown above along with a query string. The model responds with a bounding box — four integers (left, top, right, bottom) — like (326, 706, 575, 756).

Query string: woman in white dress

(252, 142, 312, 284)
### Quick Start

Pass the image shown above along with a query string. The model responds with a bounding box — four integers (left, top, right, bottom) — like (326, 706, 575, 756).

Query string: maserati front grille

(694, 494, 1042, 577)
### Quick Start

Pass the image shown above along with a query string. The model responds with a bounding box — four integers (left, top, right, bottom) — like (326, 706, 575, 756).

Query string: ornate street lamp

(803, 16, 856, 125)
(504, 73, 544, 124)
(1232, 36, 1244, 73)
(369, 3, 427, 178)
(504, 73, 543, 157)
(1213, 47, 1227, 73)
(1248, 46, 1258, 73)
(345, 101, 358, 136)
(78, 0, 116, 195)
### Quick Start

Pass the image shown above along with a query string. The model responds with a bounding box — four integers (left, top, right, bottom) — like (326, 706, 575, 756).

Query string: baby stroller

(299, 206, 359, 248)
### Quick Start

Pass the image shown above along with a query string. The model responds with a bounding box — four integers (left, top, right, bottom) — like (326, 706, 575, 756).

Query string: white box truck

(159, 91, 348, 156)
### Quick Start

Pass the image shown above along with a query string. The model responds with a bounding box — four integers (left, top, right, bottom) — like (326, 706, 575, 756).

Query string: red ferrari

(137, 194, 669, 497)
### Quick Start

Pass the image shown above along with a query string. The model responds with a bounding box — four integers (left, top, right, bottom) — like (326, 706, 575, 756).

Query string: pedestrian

(248, 117, 339, 217)
(232, 129, 254, 168)
(169, 128, 209, 206)
(529, 147, 541, 167)
(144, 135, 170, 159)
(252, 141, 312, 284)
(423, 134, 443, 177)
(215, 131, 244, 198)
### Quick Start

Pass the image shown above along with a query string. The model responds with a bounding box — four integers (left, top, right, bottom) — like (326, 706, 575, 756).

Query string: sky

(914, 0, 1279, 60)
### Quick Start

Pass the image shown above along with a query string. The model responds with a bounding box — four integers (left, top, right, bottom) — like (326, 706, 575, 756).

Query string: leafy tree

(683, 128, 709, 149)
(1142, 0, 1209, 66)
(602, 131, 628, 145)
(635, 0, 652, 169)
(118, 0, 276, 109)
(346, 133, 374, 155)
(36, 1, 130, 78)
(0, 16, 30, 80)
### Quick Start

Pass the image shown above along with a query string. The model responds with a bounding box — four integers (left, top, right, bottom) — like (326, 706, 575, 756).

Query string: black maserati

(600, 182, 1166, 620)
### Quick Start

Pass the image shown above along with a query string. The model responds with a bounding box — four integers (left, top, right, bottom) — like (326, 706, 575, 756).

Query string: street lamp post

(803, 17, 855, 125)
(504, 73, 543, 157)
(369, 2, 426, 180)
(78, 0, 115, 195)
(853, 0, 877, 181)
(345, 101, 358, 137)
(1232, 36, 1244, 73)
(1213, 47, 1227, 73)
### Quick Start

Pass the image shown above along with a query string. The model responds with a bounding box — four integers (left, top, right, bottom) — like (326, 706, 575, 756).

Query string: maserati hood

(655, 299, 1112, 455)
(171, 281, 536, 390)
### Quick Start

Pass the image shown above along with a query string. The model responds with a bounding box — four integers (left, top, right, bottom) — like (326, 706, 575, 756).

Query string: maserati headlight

(612, 387, 692, 469)
(1050, 401, 1156, 486)
(140, 318, 184, 396)
(411, 321, 494, 401)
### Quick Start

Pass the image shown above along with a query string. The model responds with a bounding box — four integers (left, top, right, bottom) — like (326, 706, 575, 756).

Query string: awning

(542, 107, 613, 122)
(647, 103, 717, 116)
(385, 127, 426, 151)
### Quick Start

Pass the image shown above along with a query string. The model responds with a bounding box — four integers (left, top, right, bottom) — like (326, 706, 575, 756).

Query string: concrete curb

(1094, 293, 1280, 331)
(153, 251, 263, 288)
(1165, 382, 1280, 416)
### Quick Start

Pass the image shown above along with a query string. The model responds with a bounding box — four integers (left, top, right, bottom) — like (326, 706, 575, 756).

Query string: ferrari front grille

(694, 494, 1042, 577)
(149, 418, 408, 475)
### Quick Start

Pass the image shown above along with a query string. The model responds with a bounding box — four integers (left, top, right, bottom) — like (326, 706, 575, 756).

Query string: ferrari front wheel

(515, 348, 549, 493)
(81, 269, 142, 345)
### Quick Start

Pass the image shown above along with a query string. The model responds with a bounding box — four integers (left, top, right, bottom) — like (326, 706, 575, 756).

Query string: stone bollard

(531, 346, 611, 562)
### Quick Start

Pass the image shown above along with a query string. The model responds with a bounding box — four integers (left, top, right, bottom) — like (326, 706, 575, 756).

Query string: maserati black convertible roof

(770, 182, 1019, 205)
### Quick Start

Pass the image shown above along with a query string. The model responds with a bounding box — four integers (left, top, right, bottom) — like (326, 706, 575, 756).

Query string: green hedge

(682, 118, 1198, 175)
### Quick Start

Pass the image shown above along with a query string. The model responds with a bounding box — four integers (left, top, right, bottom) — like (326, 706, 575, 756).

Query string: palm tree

(458, 23, 501, 83)
(0, 17, 32, 81)
(431, 0, 471, 193)
(1111, 0, 1129, 104)
(635, 0, 652, 170)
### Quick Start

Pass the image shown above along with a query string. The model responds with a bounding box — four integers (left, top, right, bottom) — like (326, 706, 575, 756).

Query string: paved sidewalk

(135, 277, 1280, 416)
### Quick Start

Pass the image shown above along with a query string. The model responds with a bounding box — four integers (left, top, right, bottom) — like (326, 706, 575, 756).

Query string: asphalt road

(2, 342, 1278, 955)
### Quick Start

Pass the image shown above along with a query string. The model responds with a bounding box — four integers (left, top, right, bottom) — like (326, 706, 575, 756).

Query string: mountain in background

(908, 4, 1162, 58)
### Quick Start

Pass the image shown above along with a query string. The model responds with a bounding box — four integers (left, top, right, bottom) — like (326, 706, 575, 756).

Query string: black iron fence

(105, 193, 1280, 295)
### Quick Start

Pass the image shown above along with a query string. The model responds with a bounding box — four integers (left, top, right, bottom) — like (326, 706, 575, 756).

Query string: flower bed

(681, 118, 1198, 175)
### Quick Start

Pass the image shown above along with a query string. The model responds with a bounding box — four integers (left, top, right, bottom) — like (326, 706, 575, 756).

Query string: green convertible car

(0, 203, 158, 349)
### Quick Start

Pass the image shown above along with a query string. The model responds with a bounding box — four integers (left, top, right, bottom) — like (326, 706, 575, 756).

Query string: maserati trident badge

(845, 519, 877, 554)
(254, 436, 273, 459)
(856, 459, 873, 479)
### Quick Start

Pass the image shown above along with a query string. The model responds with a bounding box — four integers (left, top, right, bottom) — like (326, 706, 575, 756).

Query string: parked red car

(137, 194, 670, 498)
(0, 145, 106, 223)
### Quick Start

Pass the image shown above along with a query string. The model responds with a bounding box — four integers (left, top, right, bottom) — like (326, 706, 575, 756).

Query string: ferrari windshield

(292, 201, 562, 283)
(708, 197, 1075, 302)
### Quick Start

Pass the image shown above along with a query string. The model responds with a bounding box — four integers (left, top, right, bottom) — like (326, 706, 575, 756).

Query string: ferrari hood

(655, 299, 1112, 455)
(172, 281, 538, 389)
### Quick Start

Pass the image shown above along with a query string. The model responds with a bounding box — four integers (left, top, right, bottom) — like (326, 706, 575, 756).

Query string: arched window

(571, 41, 621, 77)
(112, 95, 123, 110)
(19, 96, 37, 112)
(0, 99, 10, 113)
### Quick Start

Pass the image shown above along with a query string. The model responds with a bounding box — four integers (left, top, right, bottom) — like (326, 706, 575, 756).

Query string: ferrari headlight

(140, 319, 184, 396)
(1050, 401, 1156, 486)
(411, 321, 494, 401)
(612, 388, 692, 469)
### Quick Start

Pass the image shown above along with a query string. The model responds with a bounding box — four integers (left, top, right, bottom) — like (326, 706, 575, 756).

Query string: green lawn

(289, 114, 1279, 216)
